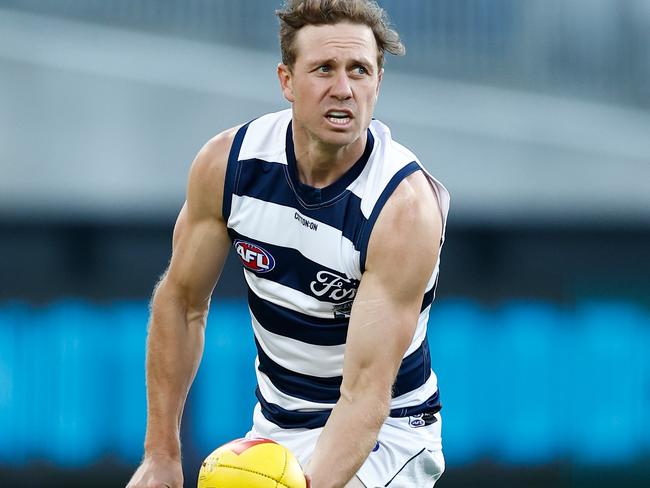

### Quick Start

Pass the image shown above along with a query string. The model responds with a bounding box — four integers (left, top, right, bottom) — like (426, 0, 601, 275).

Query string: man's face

(278, 22, 383, 148)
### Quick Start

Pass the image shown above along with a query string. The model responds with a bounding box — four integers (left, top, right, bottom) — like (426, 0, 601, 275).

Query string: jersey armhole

(357, 161, 421, 273)
(221, 122, 251, 223)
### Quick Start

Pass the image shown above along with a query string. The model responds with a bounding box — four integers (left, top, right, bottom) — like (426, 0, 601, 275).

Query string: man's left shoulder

(364, 169, 442, 286)
(386, 170, 441, 228)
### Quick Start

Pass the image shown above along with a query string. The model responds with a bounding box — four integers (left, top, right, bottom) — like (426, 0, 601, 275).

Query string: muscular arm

(306, 171, 443, 488)
(127, 129, 236, 488)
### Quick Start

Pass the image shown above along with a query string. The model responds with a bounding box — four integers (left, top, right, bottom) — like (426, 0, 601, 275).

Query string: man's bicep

(162, 129, 236, 309)
(165, 203, 231, 308)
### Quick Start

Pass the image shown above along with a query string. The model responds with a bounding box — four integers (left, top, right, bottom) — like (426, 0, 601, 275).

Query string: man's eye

(355, 66, 368, 75)
(318, 65, 330, 73)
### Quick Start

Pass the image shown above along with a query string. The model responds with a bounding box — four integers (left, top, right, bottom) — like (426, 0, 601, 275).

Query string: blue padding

(1, 298, 649, 468)
(109, 301, 148, 463)
(0, 302, 28, 464)
(427, 300, 492, 465)
(39, 301, 100, 466)
(571, 302, 646, 464)
(493, 301, 562, 465)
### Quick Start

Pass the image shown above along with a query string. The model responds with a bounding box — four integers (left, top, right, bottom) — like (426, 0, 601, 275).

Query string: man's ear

(277, 63, 296, 103)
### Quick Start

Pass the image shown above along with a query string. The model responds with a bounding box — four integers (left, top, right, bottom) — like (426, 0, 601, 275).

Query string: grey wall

(1, 9, 649, 225)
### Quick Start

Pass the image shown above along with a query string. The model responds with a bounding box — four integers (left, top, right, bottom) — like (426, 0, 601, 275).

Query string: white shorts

(245, 403, 445, 487)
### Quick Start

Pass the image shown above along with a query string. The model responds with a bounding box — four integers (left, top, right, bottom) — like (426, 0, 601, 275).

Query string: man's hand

(126, 453, 183, 488)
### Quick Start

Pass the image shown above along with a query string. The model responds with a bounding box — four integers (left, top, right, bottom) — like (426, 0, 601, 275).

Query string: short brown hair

(276, 0, 405, 70)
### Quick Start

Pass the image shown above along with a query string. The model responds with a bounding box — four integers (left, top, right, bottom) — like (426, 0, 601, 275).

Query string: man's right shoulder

(186, 126, 240, 219)
(192, 126, 240, 177)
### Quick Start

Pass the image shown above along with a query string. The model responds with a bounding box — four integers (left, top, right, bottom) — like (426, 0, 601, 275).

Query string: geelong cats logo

(234, 240, 275, 273)
(310, 271, 358, 302)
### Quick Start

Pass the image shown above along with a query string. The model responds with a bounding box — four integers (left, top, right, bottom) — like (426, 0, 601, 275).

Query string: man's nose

(330, 71, 353, 100)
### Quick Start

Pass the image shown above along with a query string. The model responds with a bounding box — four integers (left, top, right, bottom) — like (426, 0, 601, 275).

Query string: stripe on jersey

(358, 161, 422, 273)
(244, 270, 336, 319)
(256, 388, 442, 430)
(256, 364, 336, 411)
(255, 388, 331, 429)
(250, 282, 431, 356)
(223, 122, 250, 222)
(390, 373, 439, 409)
(249, 289, 348, 346)
(255, 338, 341, 403)
(238, 111, 290, 163)
(393, 338, 432, 397)
(229, 197, 359, 275)
(421, 286, 435, 312)
(405, 306, 430, 357)
(257, 360, 439, 413)
(251, 284, 431, 349)
(234, 160, 367, 246)
(255, 335, 432, 404)
(252, 311, 345, 377)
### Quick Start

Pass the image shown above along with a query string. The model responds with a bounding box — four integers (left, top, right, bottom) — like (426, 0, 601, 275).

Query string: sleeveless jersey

(223, 109, 450, 429)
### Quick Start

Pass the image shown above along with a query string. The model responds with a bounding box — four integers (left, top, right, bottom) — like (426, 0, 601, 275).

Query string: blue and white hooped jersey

(223, 109, 450, 429)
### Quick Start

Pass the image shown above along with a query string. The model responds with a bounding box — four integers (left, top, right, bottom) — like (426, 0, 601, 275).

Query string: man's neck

(292, 123, 367, 189)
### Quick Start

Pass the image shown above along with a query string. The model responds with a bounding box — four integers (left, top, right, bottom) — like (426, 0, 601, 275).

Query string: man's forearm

(143, 284, 207, 459)
(306, 389, 390, 488)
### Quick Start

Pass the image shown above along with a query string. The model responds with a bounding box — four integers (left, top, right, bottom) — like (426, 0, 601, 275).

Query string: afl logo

(234, 240, 275, 273)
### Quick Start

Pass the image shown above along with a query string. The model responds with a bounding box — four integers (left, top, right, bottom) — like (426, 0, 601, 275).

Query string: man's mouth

(325, 110, 353, 126)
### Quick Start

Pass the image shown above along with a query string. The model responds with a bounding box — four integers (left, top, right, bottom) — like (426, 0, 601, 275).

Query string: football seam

(217, 463, 285, 483)
(280, 448, 288, 483)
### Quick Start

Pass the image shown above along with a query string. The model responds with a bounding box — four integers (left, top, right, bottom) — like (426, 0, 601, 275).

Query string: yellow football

(197, 437, 307, 488)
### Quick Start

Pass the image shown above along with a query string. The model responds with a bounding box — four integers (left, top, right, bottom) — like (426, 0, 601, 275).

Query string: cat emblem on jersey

(332, 300, 354, 318)
(234, 240, 275, 273)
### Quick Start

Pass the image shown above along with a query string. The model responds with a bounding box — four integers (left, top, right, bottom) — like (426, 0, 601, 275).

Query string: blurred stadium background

(1, 1, 649, 487)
